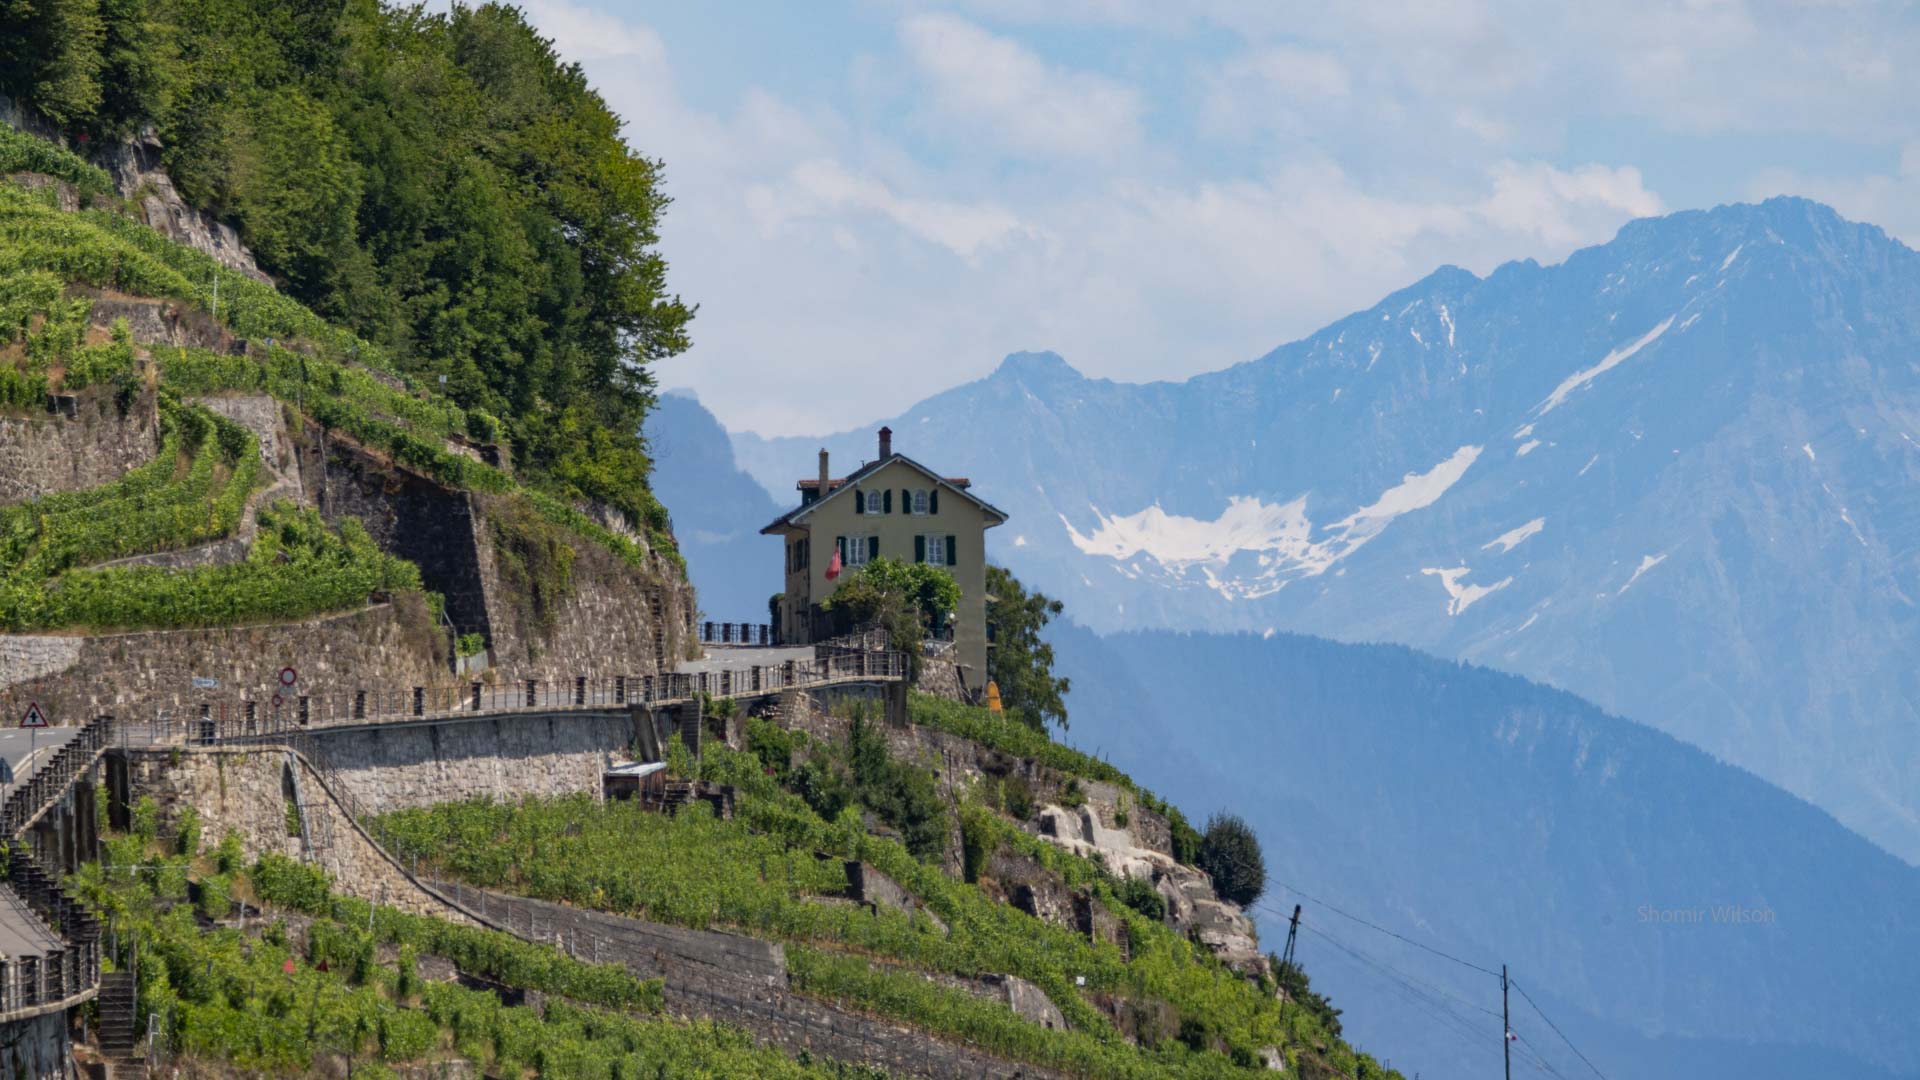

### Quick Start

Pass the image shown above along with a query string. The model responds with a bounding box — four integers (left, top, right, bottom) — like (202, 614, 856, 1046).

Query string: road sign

(279, 667, 298, 687)
(192, 676, 220, 690)
(272, 693, 285, 709)
(20, 702, 48, 728)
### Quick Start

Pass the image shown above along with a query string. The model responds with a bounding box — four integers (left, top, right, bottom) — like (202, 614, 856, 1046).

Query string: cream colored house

(761, 427, 1007, 686)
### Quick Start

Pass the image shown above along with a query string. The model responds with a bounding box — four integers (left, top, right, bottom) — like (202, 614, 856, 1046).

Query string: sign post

(21, 701, 48, 777)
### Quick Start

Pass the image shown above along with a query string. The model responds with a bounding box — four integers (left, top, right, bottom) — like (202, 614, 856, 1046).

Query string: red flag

(826, 546, 843, 581)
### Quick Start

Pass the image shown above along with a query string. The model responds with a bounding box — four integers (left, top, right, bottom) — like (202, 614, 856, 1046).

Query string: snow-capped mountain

(733, 196, 1920, 864)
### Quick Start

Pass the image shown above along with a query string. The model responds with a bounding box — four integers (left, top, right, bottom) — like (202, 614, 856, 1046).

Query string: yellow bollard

(985, 680, 1003, 713)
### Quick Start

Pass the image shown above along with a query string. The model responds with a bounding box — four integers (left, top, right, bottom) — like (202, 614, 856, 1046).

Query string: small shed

(604, 761, 668, 802)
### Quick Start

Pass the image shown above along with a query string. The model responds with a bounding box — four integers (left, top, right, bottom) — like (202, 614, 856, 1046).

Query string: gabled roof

(759, 453, 1008, 535)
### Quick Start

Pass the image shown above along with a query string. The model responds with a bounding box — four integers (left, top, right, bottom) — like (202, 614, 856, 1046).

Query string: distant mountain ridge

(1050, 624, 1920, 1080)
(731, 196, 1920, 864)
(659, 380, 1920, 1080)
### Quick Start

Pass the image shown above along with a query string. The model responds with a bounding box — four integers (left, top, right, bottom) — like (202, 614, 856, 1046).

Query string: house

(761, 427, 1008, 686)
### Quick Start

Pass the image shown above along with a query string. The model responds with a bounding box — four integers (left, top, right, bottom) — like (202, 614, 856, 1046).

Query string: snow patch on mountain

(1537, 316, 1677, 416)
(1422, 565, 1513, 615)
(1062, 445, 1483, 597)
(1484, 518, 1546, 554)
(1618, 553, 1667, 595)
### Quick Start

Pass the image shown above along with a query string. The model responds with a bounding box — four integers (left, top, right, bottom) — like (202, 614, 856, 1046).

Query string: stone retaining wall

(0, 387, 160, 505)
(303, 709, 645, 816)
(123, 747, 470, 923)
(0, 597, 445, 726)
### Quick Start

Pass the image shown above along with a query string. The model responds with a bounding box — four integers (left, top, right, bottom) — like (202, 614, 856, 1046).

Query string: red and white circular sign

(279, 666, 298, 687)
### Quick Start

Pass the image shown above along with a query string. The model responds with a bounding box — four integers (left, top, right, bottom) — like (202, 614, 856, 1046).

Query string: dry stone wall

(0, 387, 160, 504)
(125, 748, 471, 923)
(305, 709, 644, 816)
(0, 597, 444, 729)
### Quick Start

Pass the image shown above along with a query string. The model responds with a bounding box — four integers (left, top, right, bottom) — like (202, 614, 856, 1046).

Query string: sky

(510, 0, 1920, 436)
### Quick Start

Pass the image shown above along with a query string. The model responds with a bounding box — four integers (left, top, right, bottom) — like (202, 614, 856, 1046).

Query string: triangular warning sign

(20, 701, 48, 728)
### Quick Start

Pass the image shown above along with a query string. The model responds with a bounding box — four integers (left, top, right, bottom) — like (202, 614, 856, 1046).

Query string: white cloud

(1477, 163, 1665, 251)
(749, 159, 1031, 261)
(897, 13, 1142, 158)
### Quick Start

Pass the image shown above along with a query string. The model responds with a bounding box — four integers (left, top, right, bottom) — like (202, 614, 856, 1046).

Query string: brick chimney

(879, 426, 893, 459)
(818, 447, 830, 490)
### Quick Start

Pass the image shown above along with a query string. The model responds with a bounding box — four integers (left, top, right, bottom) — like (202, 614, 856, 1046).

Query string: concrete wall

(0, 597, 445, 728)
(0, 387, 160, 505)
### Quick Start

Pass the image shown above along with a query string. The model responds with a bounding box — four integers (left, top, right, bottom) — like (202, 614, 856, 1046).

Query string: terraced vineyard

(373, 704, 1398, 1079)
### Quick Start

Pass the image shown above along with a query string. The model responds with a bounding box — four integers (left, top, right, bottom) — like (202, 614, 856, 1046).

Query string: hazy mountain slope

(646, 391, 785, 619)
(1050, 623, 1920, 1080)
(733, 197, 1920, 863)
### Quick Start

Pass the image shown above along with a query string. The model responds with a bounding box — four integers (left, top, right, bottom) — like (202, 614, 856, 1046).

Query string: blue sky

(513, 1, 1920, 435)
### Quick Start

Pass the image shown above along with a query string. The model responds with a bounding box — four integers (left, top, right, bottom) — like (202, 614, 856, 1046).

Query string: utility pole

(1281, 904, 1302, 970)
(1502, 964, 1512, 1080)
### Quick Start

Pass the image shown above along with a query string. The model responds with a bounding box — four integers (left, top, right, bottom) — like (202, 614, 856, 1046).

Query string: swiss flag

(826, 545, 843, 581)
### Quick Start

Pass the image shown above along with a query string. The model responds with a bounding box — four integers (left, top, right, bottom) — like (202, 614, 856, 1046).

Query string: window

(845, 535, 876, 567)
(923, 534, 946, 565)
(864, 490, 883, 514)
(912, 489, 929, 515)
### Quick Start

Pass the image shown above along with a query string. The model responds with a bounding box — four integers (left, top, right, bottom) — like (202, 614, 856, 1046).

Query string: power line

(1259, 872, 1503, 978)
(1297, 921, 1501, 1020)
(1294, 920, 1502, 1065)
(1511, 979, 1611, 1080)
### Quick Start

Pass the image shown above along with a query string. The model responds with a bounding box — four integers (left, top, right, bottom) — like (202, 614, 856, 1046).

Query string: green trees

(1, 0, 694, 535)
(824, 557, 961, 669)
(985, 564, 1071, 732)
(1198, 813, 1266, 908)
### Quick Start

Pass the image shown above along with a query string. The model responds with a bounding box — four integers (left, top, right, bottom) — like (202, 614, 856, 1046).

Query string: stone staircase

(96, 970, 143, 1078)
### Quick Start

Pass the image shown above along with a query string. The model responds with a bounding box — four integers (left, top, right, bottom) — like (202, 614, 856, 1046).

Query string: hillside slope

(732, 197, 1920, 865)
(0, 127, 695, 722)
(1050, 623, 1920, 1080)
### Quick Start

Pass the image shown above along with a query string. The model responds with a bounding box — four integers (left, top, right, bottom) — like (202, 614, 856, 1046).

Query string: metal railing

(699, 621, 774, 646)
(2, 714, 113, 838)
(121, 652, 908, 748)
(0, 846, 102, 1021)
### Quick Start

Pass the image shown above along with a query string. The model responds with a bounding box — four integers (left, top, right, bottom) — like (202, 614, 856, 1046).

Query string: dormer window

(912, 489, 929, 515)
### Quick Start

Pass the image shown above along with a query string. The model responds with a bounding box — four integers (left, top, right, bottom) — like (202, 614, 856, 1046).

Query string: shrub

(131, 796, 159, 842)
(176, 805, 202, 856)
(1117, 877, 1167, 923)
(1198, 814, 1266, 908)
(378, 1007, 439, 1062)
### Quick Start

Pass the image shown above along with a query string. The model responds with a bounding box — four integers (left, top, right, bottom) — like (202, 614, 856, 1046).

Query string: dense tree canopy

(985, 564, 1070, 733)
(0, 0, 693, 532)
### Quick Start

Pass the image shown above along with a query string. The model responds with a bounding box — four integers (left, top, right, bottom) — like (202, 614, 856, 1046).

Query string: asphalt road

(0, 724, 83, 793)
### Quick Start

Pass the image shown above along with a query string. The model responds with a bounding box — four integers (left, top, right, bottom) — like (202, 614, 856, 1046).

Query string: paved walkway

(0, 882, 60, 960)
(678, 646, 813, 675)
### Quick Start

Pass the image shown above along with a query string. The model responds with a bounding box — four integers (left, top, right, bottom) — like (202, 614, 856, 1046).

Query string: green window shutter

(946, 535, 957, 566)
(853, 489, 863, 515)
(868, 536, 879, 560)
(884, 489, 893, 514)
(915, 535, 926, 563)
(930, 489, 939, 514)
(836, 536, 846, 563)
(902, 488, 911, 512)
